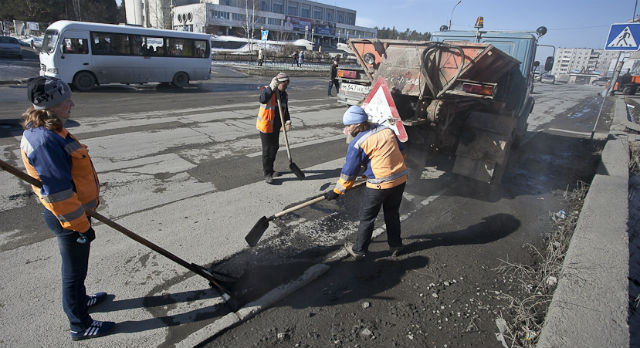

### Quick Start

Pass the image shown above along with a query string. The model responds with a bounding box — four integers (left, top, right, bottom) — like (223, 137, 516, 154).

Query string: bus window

(167, 37, 187, 57)
(91, 32, 130, 55)
(131, 35, 165, 56)
(62, 38, 88, 54)
(194, 40, 208, 58)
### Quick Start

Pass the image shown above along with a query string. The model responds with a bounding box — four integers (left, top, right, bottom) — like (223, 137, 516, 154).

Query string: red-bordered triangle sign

(361, 78, 408, 142)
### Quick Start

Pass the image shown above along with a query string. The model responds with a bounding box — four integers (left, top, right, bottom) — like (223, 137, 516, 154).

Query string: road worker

(324, 105, 408, 259)
(20, 76, 115, 340)
(257, 72, 291, 184)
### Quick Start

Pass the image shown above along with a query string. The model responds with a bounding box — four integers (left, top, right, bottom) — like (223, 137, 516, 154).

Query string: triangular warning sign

(361, 78, 408, 142)
(608, 26, 637, 48)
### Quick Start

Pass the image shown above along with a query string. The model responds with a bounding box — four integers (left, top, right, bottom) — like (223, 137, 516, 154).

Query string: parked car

(540, 74, 555, 84)
(20, 36, 43, 49)
(592, 77, 609, 86)
(0, 36, 22, 59)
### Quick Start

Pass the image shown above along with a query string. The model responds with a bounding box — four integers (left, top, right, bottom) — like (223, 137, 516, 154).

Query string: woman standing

(20, 76, 115, 341)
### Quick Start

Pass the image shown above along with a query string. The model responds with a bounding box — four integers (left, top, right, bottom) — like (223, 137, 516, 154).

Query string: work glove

(324, 190, 340, 201)
(77, 227, 96, 244)
(284, 120, 291, 132)
(269, 76, 279, 90)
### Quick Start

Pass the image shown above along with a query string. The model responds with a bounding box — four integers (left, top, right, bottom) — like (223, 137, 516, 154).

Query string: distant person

(257, 48, 264, 66)
(328, 57, 340, 96)
(291, 51, 298, 67)
(257, 72, 291, 184)
(21, 77, 115, 341)
(298, 50, 304, 67)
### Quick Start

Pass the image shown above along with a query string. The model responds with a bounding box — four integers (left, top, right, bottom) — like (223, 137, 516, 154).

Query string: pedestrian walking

(20, 76, 115, 340)
(298, 50, 304, 67)
(328, 57, 340, 96)
(257, 48, 264, 66)
(257, 72, 291, 184)
(324, 106, 408, 259)
(291, 51, 298, 67)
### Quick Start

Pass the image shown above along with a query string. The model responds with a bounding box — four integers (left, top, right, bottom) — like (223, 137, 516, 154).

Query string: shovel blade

(290, 162, 305, 180)
(245, 216, 270, 247)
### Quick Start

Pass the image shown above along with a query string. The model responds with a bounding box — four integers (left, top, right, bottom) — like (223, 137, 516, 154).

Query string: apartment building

(551, 47, 619, 79)
(125, 0, 376, 47)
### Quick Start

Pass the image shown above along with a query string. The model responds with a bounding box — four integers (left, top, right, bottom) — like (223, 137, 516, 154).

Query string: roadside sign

(261, 30, 269, 41)
(361, 78, 408, 142)
(605, 23, 640, 51)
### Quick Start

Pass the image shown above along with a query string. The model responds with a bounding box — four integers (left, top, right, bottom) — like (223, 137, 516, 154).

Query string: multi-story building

(125, 0, 376, 48)
(551, 47, 619, 79)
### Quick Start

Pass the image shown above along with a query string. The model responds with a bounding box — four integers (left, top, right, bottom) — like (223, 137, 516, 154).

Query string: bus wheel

(73, 71, 96, 91)
(172, 72, 189, 88)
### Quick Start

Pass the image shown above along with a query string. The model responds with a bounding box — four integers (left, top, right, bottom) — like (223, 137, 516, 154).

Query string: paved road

(0, 78, 612, 347)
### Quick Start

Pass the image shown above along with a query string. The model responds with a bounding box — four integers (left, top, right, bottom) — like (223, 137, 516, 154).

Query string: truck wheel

(73, 71, 96, 91)
(172, 72, 189, 88)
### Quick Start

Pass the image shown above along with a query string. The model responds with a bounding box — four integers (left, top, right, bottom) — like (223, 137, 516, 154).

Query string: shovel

(0, 159, 238, 311)
(275, 89, 305, 180)
(245, 181, 366, 247)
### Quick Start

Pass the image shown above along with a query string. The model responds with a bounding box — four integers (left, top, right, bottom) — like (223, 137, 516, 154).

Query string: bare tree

(244, 0, 257, 51)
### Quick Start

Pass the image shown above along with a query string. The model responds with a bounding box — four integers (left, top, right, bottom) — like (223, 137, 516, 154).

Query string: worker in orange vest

(257, 72, 291, 184)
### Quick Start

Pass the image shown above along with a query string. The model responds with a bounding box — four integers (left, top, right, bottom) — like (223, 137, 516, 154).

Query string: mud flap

(452, 112, 515, 183)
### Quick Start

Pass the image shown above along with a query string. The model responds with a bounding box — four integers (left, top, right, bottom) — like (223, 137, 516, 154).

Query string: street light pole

(448, 0, 462, 31)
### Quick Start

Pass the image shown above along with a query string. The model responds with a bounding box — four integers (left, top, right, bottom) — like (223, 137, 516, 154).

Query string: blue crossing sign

(606, 23, 640, 51)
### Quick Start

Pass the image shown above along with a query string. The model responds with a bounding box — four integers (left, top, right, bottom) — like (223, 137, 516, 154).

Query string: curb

(0, 78, 30, 85)
(537, 95, 631, 347)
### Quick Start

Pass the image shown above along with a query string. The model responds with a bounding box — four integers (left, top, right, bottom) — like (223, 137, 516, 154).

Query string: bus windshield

(42, 30, 59, 54)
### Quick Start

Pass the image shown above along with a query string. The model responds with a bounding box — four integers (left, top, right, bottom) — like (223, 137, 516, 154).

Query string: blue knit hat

(343, 105, 369, 125)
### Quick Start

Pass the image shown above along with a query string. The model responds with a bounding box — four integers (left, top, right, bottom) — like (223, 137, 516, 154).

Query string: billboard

(284, 16, 312, 33)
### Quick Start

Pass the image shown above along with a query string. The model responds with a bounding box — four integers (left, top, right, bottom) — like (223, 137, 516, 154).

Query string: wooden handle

(272, 181, 366, 219)
(275, 89, 293, 161)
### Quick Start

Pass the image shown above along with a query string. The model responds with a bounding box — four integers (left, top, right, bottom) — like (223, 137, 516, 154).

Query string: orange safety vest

(256, 92, 277, 133)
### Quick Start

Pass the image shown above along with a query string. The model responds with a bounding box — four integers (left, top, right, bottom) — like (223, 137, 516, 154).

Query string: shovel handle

(272, 181, 366, 219)
(275, 89, 293, 162)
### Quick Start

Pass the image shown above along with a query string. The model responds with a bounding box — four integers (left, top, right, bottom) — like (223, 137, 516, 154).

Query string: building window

(212, 10, 230, 20)
(300, 5, 310, 18)
(337, 11, 344, 23)
(268, 18, 281, 26)
(232, 13, 245, 22)
(313, 6, 323, 20)
(255, 16, 266, 24)
(287, 2, 298, 16)
(221, 0, 231, 5)
(326, 10, 333, 22)
(260, 1, 268, 11)
(272, 0, 284, 14)
(347, 13, 355, 25)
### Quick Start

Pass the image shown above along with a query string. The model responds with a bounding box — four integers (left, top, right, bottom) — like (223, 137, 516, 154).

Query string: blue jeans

(42, 208, 93, 332)
(353, 183, 405, 253)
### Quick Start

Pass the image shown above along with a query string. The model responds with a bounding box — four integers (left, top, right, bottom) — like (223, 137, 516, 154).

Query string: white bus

(40, 21, 212, 91)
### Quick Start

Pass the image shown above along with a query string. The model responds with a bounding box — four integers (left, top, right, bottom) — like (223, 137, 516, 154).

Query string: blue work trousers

(42, 208, 93, 332)
(353, 183, 406, 253)
(328, 79, 340, 96)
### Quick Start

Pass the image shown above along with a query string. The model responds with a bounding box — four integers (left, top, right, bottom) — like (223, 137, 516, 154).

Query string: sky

(317, 0, 638, 60)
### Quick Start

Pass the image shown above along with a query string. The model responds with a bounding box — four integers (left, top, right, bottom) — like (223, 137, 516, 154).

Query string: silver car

(0, 36, 23, 59)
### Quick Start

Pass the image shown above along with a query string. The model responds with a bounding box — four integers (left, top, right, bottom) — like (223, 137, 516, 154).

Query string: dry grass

(493, 181, 589, 348)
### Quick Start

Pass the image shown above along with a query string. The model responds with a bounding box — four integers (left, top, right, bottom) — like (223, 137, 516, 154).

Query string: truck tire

(73, 71, 96, 91)
(623, 84, 638, 95)
(172, 72, 189, 88)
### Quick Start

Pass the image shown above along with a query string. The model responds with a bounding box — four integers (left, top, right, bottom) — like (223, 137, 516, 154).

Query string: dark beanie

(27, 76, 72, 110)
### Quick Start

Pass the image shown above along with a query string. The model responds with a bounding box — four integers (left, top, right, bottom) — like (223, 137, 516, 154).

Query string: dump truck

(337, 20, 550, 183)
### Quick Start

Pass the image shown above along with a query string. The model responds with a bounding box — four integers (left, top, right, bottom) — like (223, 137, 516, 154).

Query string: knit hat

(343, 105, 369, 125)
(27, 76, 72, 110)
(275, 72, 289, 83)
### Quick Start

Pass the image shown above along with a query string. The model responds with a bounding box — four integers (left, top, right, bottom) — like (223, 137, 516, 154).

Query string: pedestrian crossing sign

(606, 23, 640, 51)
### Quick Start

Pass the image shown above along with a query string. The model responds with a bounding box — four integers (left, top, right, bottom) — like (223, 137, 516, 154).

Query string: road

(0, 75, 613, 347)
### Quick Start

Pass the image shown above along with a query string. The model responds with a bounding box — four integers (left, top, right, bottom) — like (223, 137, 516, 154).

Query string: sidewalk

(537, 95, 637, 348)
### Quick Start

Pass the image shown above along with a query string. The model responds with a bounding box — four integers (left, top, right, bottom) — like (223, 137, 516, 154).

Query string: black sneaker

(264, 174, 274, 184)
(344, 242, 365, 260)
(87, 292, 107, 308)
(70, 320, 116, 341)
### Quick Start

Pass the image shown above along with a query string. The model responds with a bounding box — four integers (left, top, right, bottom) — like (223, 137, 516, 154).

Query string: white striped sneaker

(70, 320, 115, 341)
(87, 292, 107, 308)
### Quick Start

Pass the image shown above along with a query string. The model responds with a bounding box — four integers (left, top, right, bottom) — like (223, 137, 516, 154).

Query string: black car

(0, 36, 23, 58)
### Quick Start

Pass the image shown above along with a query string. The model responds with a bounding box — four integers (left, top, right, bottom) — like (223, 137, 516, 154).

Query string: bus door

(59, 31, 91, 83)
